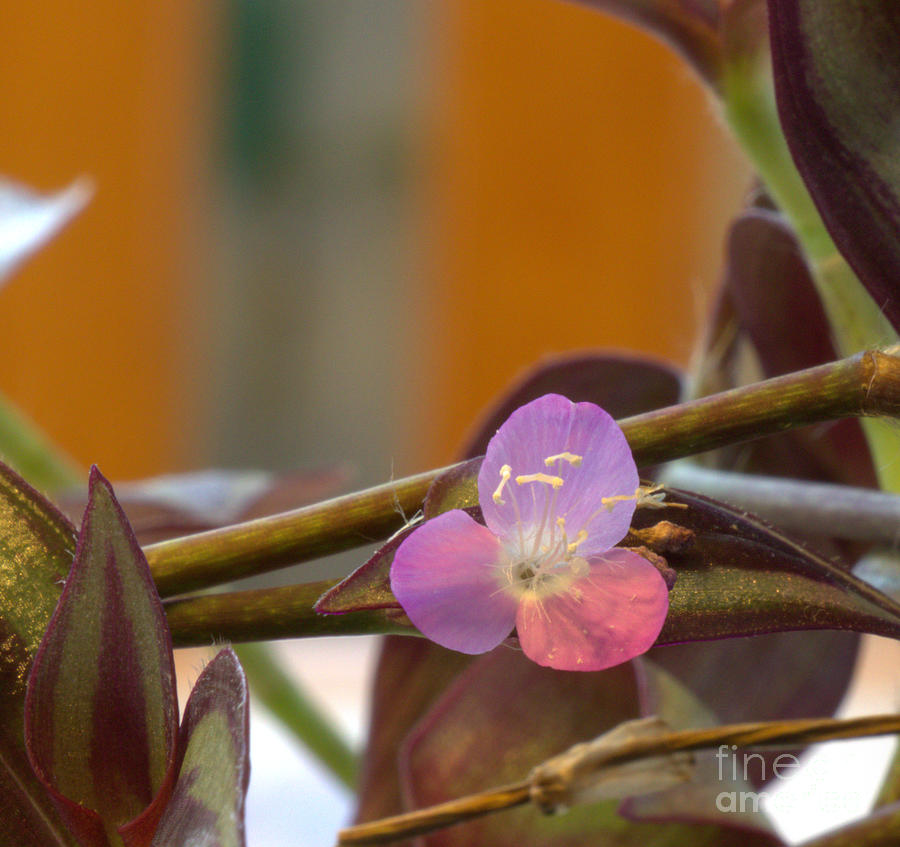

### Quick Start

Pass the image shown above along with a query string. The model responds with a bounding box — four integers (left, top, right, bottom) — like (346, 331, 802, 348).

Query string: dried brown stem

(336, 713, 900, 846)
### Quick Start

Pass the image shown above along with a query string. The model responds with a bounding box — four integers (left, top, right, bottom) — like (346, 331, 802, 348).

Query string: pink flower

(390, 394, 669, 671)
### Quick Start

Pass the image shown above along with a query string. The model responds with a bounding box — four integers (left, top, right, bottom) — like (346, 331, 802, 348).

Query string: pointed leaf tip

(152, 648, 250, 847)
(25, 469, 179, 843)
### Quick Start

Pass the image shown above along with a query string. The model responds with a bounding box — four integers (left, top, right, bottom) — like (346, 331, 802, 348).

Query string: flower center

(493, 451, 591, 598)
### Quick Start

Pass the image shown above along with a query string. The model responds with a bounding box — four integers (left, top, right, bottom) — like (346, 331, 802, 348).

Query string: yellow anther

(515, 472, 564, 489)
(492, 464, 512, 504)
(637, 485, 667, 509)
(544, 451, 583, 467)
(636, 484, 680, 509)
(601, 490, 639, 511)
(566, 529, 588, 553)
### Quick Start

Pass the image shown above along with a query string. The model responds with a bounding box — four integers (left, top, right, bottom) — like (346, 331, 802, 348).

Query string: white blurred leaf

(0, 178, 91, 285)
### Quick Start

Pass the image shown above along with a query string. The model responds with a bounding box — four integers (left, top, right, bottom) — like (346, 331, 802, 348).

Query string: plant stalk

(147, 350, 900, 598)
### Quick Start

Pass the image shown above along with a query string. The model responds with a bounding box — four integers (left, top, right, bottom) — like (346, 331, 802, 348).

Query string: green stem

(166, 580, 412, 646)
(721, 54, 900, 493)
(147, 349, 900, 598)
(234, 642, 359, 789)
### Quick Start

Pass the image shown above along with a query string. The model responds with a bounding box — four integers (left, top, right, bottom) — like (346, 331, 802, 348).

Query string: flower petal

(390, 510, 517, 654)
(478, 394, 639, 554)
(516, 549, 669, 671)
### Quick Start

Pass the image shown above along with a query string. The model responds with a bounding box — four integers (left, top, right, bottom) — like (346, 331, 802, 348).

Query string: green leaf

(24, 468, 179, 847)
(0, 460, 78, 847)
(0, 391, 82, 490)
(857, 553, 900, 810)
(151, 649, 250, 847)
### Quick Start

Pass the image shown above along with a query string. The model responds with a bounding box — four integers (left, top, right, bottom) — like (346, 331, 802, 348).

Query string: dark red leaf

(0, 461, 78, 847)
(637, 488, 900, 643)
(720, 209, 876, 489)
(726, 209, 835, 375)
(353, 638, 474, 832)
(458, 353, 681, 460)
(401, 650, 782, 846)
(767, 1, 900, 330)
(24, 468, 179, 846)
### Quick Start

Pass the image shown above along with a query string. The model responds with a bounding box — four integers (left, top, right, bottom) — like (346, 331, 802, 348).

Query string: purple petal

(390, 510, 517, 654)
(516, 549, 669, 671)
(478, 394, 639, 555)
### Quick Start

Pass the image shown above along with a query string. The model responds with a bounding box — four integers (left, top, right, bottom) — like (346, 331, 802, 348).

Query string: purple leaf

(353, 637, 474, 829)
(400, 650, 782, 846)
(458, 353, 681, 460)
(423, 458, 481, 517)
(314, 522, 420, 616)
(720, 209, 876, 489)
(638, 488, 900, 643)
(648, 631, 858, 747)
(0, 461, 78, 847)
(768, 1, 900, 329)
(726, 209, 835, 376)
(620, 660, 782, 834)
(24, 468, 179, 846)
(151, 649, 250, 847)
(641, 630, 857, 795)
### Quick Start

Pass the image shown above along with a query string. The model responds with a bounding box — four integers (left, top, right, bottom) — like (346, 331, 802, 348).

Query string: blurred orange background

(0, 0, 748, 483)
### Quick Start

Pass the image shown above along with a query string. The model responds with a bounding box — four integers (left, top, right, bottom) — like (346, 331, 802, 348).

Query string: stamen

(515, 472, 564, 559)
(544, 451, 583, 467)
(569, 557, 589, 578)
(636, 483, 686, 509)
(516, 472, 564, 489)
(492, 464, 512, 504)
(566, 529, 588, 552)
(600, 491, 638, 511)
